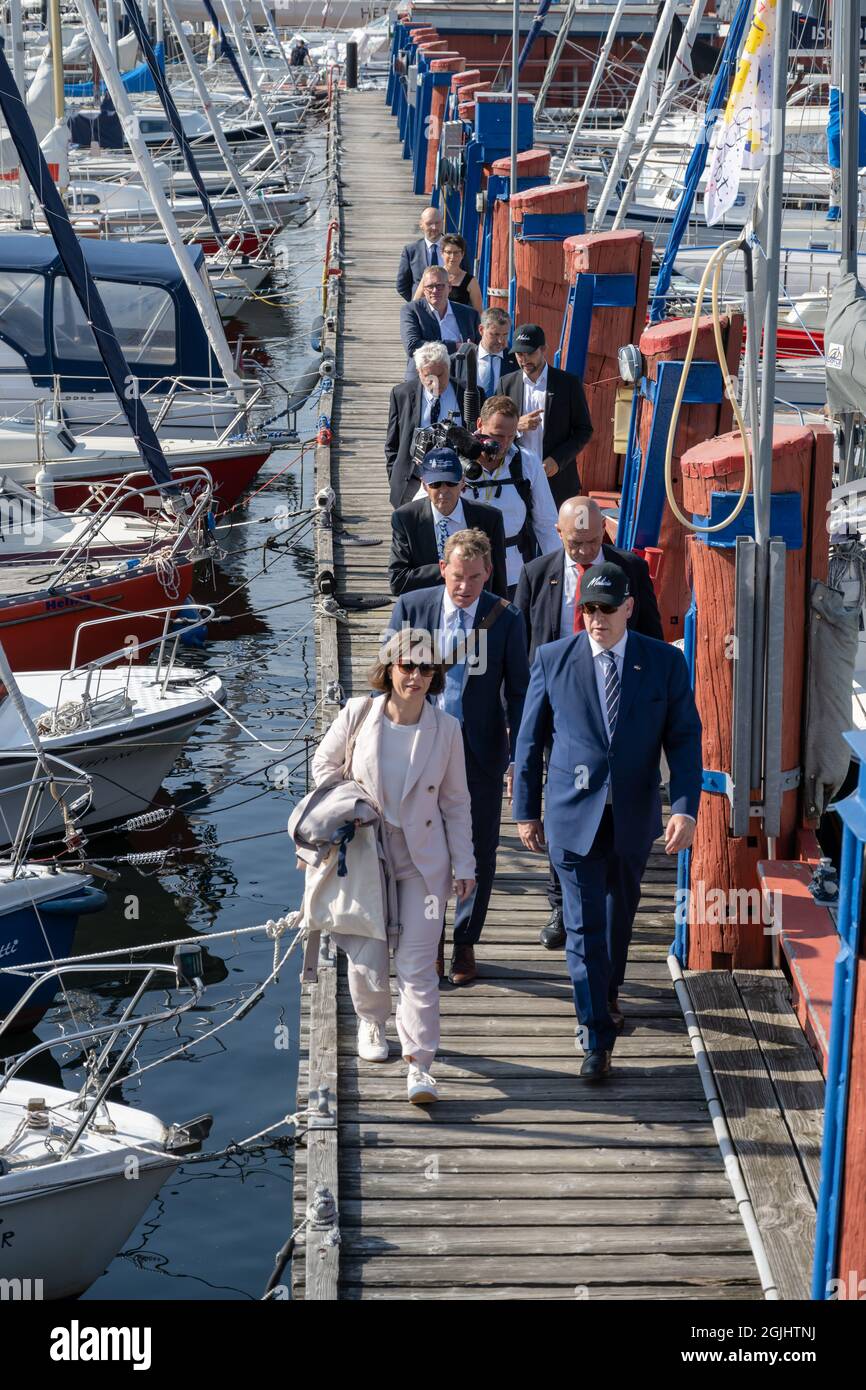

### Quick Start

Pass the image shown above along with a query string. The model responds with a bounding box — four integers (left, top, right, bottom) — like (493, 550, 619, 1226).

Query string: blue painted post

(812, 730, 866, 1298)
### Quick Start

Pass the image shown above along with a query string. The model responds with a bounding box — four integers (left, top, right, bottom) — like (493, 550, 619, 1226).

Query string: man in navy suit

(388, 528, 530, 985)
(451, 307, 517, 396)
(513, 562, 701, 1080)
(400, 266, 480, 380)
(514, 496, 664, 950)
(397, 207, 445, 301)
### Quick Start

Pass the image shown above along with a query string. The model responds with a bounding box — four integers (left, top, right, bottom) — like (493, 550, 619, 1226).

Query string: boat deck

(292, 89, 769, 1301)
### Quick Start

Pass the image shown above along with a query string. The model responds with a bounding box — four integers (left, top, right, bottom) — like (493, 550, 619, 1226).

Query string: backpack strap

(477, 597, 510, 633)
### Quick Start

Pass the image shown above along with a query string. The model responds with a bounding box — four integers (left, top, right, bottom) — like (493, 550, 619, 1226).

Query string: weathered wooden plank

(733, 970, 824, 1204)
(339, 1283, 762, 1300)
(337, 1075, 705, 1102)
(687, 970, 816, 1301)
(341, 1054, 701, 1079)
(339, 1198, 741, 1227)
(331, 1253, 761, 1287)
(340, 1122, 719, 1149)
(339, 1099, 709, 1125)
(335, 1170, 733, 1199)
(334, 1144, 727, 1173)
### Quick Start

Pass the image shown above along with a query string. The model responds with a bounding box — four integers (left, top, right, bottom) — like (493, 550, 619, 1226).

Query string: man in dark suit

(514, 496, 665, 949)
(500, 323, 593, 508)
(397, 206, 445, 301)
(389, 447, 508, 597)
(400, 266, 480, 379)
(385, 342, 471, 508)
(451, 307, 517, 396)
(389, 528, 530, 985)
(513, 562, 701, 1080)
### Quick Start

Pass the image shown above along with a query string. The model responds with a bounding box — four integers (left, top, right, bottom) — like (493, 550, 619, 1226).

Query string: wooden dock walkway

(293, 89, 763, 1301)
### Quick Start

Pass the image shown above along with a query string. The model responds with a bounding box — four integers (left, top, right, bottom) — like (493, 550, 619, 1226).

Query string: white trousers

(341, 825, 443, 1070)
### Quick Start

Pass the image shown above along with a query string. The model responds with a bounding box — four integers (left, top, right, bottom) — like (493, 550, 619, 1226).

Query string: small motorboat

(0, 637, 224, 845)
(0, 949, 213, 1299)
(0, 863, 106, 1028)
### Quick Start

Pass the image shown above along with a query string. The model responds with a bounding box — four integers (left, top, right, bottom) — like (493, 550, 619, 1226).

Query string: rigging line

(1, 916, 300, 974)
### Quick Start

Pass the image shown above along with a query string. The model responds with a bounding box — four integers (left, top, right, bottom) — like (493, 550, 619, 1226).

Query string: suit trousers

(343, 826, 443, 1069)
(549, 809, 647, 1052)
(452, 747, 503, 947)
(548, 459, 581, 509)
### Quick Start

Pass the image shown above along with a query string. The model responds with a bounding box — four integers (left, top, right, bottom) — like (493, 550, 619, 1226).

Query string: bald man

(397, 207, 462, 301)
(514, 497, 663, 948)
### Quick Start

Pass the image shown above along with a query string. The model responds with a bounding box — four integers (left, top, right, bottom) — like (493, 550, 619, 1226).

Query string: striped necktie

(429, 395, 441, 424)
(601, 651, 620, 738)
(435, 518, 449, 558)
(479, 354, 496, 394)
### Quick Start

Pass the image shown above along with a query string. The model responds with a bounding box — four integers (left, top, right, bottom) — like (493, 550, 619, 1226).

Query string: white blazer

(311, 694, 475, 904)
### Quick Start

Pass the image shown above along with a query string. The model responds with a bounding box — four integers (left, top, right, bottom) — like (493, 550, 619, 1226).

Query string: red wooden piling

(680, 424, 833, 969)
(484, 150, 551, 309)
(635, 314, 743, 642)
(561, 231, 652, 494)
(510, 180, 588, 347)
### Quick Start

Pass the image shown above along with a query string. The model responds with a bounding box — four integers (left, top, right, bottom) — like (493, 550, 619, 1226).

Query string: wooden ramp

(293, 89, 762, 1301)
(688, 969, 824, 1300)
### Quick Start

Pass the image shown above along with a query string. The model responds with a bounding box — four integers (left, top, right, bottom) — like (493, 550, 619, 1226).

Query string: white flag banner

(704, 0, 777, 226)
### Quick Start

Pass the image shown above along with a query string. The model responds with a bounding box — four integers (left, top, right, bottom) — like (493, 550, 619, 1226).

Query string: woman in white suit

(311, 629, 475, 1104)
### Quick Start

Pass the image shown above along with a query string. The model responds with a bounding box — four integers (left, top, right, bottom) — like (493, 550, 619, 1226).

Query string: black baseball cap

(579, 562, 630, 608)
(421, 447, 463, 484)
(513, 323, 546, 352)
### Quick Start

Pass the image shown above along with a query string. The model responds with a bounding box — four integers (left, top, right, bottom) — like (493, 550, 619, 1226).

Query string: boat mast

(218, 0, 284, 165)
(106, 0, 119, 64)
(507, 0, 519, 304)
(162, 0, 265, 227)
(48, 0, 65, 131)
(72, 0, 246, 400)
(611, 0, 710, 230)
(591, 0, 682, 229)
(534, 0, 577, 118)
(554, 0, 627, 185)
(838, 0, 860, 482)
(9, 0, 32, 228)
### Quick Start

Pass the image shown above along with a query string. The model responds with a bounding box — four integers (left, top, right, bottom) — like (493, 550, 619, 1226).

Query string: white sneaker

(407, 1063, 438, 1105)
(357, 1019, 389, 1062)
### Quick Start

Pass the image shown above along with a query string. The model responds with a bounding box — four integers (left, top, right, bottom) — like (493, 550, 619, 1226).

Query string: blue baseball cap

(421, 447, 463, 485)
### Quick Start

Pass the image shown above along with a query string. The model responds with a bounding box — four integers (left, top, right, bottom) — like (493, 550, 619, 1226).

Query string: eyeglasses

(396, 660, 435, 675)
(581, 602, 620, 616)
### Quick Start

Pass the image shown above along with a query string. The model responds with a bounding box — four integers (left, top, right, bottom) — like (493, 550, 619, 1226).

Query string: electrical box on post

(473, 93, 534, 154)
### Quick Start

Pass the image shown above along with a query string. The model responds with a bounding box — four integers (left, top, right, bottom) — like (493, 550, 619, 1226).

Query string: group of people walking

(306, 205, 703, 1104)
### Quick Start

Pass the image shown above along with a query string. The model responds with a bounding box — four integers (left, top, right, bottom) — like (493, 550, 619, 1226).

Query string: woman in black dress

(413, 233, 483, 312)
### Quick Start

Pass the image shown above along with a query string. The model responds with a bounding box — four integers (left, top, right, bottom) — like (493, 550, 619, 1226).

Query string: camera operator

(463, 395, 560, 598)
(385, 342, 470, 507)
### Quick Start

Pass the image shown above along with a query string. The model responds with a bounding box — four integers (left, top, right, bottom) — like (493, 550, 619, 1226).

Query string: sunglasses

(581, 602, 620, 616)
(396, 660, 435, 675)
(426, 480, 461, 490)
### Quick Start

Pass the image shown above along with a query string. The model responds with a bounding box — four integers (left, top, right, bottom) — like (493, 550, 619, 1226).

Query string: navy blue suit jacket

(387, 587, 529, 776)
(397, 239, 434, 301)
(400, 299, 481, 379)
(513, 630, 702, 857)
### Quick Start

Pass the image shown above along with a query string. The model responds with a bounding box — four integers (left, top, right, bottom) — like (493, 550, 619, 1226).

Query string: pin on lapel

(633, 665, 641, 670)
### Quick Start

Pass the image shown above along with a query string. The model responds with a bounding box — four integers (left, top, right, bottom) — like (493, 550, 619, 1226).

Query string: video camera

(410, 419, 500, 476)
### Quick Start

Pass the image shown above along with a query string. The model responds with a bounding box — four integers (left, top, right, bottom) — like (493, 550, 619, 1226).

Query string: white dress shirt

(435, 592, 480, 705)
(463, 442, 560, 587)
(560, 547, 605, 636)
(429, 497, 467, 536)
(420, 381, 460, 427)
(520, 363, 548, 460)
(435, 300, 461, 345)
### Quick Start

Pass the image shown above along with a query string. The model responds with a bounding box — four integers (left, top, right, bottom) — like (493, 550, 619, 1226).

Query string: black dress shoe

(580, 1050, 612, 1081)
(539, 908, 566, 950)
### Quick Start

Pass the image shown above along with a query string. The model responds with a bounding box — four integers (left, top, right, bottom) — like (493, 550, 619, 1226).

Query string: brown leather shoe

(449, 944, 477, 986)
(436, 928, 445, 980)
